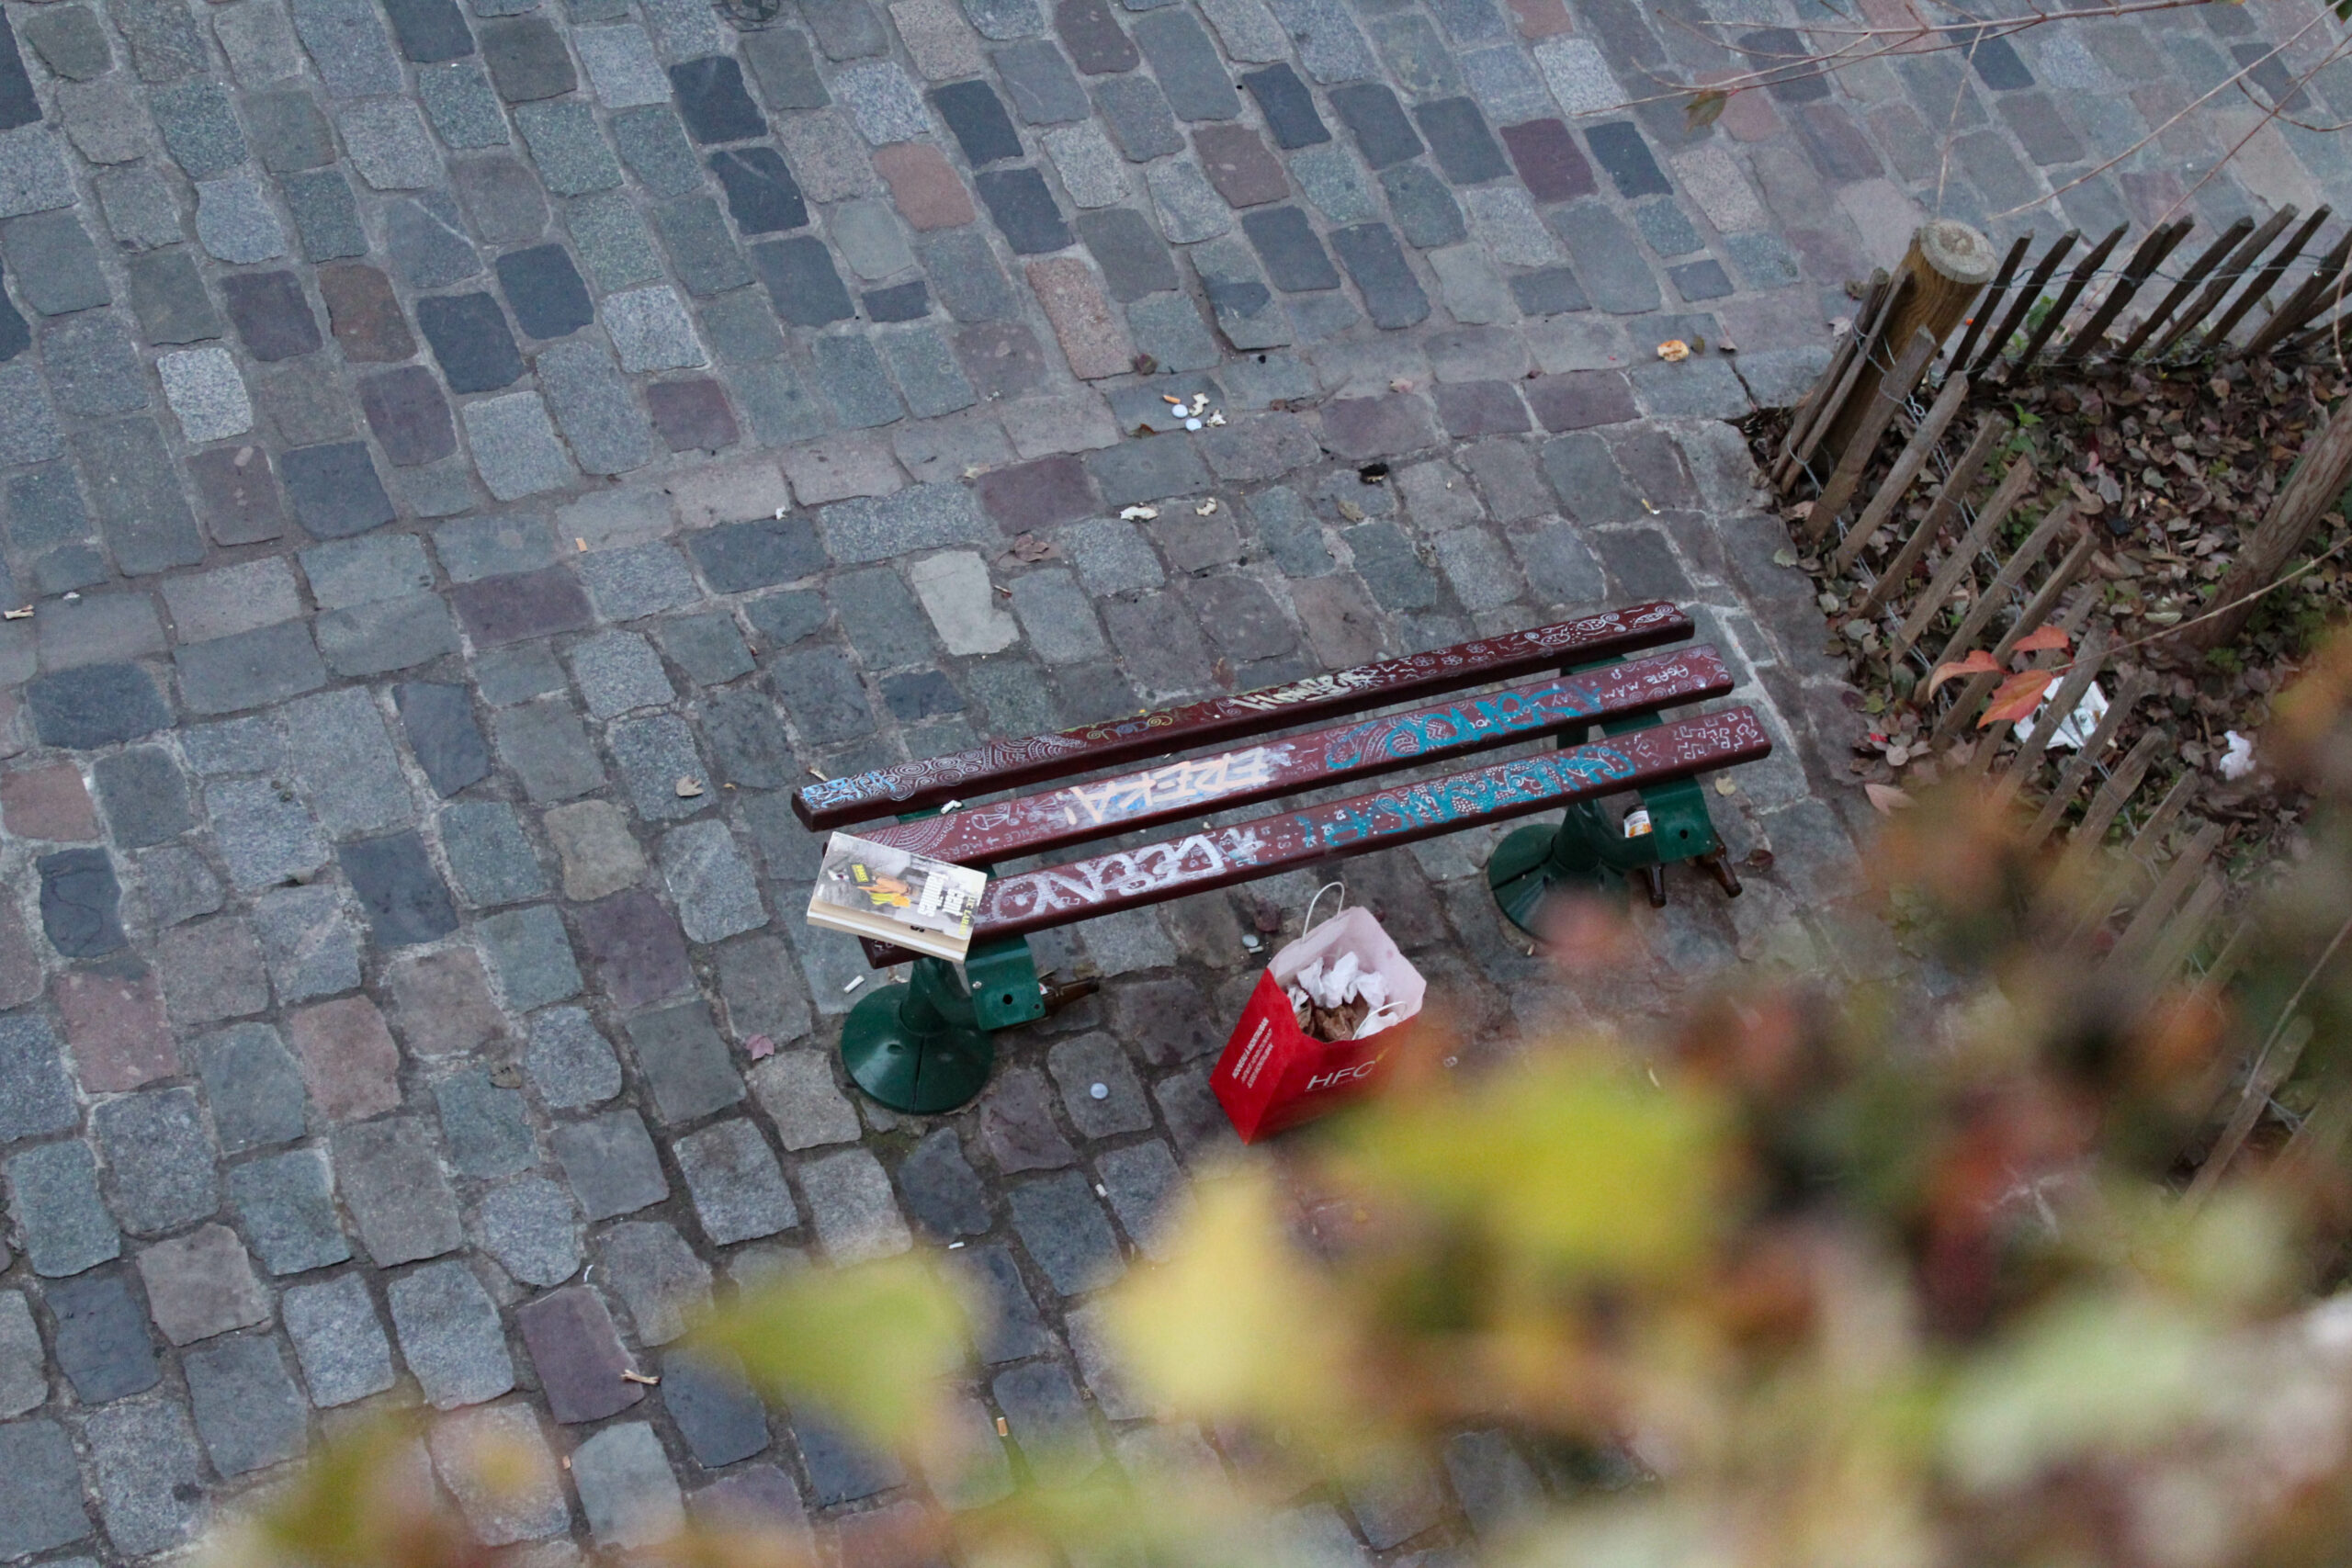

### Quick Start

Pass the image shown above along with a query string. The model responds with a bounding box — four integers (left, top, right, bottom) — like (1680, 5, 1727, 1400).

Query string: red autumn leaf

(2011, 625, 2072, 654)
(1926, 649, 2001, 698)
(1978, 670, 2059, 729)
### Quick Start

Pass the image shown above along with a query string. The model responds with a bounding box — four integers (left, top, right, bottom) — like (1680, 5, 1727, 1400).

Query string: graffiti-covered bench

(790, 602, 1770, 1111)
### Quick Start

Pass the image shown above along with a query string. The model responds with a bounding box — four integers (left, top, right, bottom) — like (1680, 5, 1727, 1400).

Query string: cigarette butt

(808, 766, 827, 779)
(561, 1457, 571, 1470)
(947, 1240, 965, 1249)
(995, 1416, 1009, 1437)
(1, 606, 29, 619)
(621, 1370, 660, 1385)
(575, 537, 587, 551)
(942, 800, 962, 814)
(844, 976, 865, 993)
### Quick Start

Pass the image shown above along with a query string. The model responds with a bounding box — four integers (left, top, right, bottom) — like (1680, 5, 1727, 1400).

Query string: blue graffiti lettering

(1320, 680, 1600, 770)
(1304, 746, 1635, 851)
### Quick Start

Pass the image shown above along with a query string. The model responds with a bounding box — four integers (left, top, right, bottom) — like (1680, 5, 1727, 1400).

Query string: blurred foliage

(222, 635, 2352, 1568)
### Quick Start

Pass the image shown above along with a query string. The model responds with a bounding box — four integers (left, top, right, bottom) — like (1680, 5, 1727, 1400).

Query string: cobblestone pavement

(0, 0, 2344, 1558)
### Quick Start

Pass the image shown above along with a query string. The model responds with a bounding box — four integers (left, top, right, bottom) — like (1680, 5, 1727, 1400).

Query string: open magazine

(805, 832, 989, 963)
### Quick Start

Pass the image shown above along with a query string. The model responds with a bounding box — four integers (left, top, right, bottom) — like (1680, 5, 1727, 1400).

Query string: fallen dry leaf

(1927, 649, 2002, 698)
(675, 776, 706, 797)
(2012, 625, 2072, 654)
(1980, 670, 2060, 729)
(744, 1034, 776, 1060)
(1657, 339, 1691, 362)
(1865, 783, 1914, 815)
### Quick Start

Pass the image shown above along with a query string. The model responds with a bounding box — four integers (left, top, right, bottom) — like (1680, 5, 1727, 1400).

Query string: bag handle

(1303, 881, 1347, 936)
(1354, 1000, 1409, 1040)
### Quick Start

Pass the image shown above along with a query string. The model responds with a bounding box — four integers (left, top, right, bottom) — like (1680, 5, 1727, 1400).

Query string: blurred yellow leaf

(1341, 1056, 1727, 1284)
(1107, 1170, 1348, 1428)
(1941, 1292, 2214, 1491)
(692, 1254, 966, 1447)
(1685, 88, 1729, 130)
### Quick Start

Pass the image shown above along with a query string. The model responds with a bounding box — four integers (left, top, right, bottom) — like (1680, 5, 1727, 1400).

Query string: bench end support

(840, 956, 997, 1114)
(1487, 802, 1619, 938)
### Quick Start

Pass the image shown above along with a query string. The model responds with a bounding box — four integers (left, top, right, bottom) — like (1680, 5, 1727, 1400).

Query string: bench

(792, 602, 1770, 1112)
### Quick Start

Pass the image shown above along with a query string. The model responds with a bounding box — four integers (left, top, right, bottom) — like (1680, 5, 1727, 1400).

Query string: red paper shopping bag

(1213, 894, 1426, 1143)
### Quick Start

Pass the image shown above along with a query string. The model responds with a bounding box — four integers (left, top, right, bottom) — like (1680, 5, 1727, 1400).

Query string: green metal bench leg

(839, 955, 998, 1113)
(1487, 801, 1622, 937)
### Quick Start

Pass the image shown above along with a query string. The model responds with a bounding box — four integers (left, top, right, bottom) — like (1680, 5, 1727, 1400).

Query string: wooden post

(2187, 389, 2352, 649)
(1820, 220, 1997, 462)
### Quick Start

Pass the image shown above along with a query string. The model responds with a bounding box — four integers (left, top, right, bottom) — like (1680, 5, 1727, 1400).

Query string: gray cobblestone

(283, 1272, 397, 1406)
(479, 1171, 584, 1285)
(389, 1259, 515, 1408)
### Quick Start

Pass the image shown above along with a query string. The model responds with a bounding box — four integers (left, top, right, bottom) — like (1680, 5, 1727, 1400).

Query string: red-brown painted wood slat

(855, 646, 1734, 868)
(793, 601, 1694, 828)
(859, 705, 1770, 964)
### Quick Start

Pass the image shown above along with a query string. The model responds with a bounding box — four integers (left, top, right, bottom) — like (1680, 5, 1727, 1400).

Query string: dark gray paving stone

(0, 1013, 75, 1147)
(896, 1126, 989, 1237)
(628, 1001, 744, 1123)
(1093, 73, 1182, 159)
(700, 683, 793, 788)
(1379, 161, 1465, 248)
(710, 146, 808, 233)
(0, 1418, 91, 1559)
(153, 79, 250, 179)
(318, 595, 461, 677)
(1581, 118, 1669, 197)
(221, 269, 322, 361)
(811, 333, 903, 427)
(802, 0, 888, 59)
(880, 669, 959, 721)
(654, 195, 752, 296)
(358, 364, 457, 466)
(48, 1269, 160, 1403)
(124, 248, 222, 344)
(1133, 8, 1238, 119)
(1329, 81, 1422, 168)
(1668, 257, 1732, 302)
(281, 440, 396, 538)
(1343, 517, 1439, 608)
(994, 38, 1087, 122)
(688, 513, 827, 589)
(994, 1358, 1099, 1483)
(280, 168, 369, 263)
(1008, 1168, 1125, 1293)
(384, 0, 475, 62)
(41, 314, 146, 419)
(1510, 265, 1588, 317)
(93, 1087, 217, 1235)
(663, 1348, 771, 1467)
(574, 888, 691, 1010)
(934, 79, 1023, 166)
(481, 15, 574, 100)
(553, 1110, 669, 1219)
(1329, 220, 1428, 327)
(39, 848, 126, 957)
(185, 445, 287, 547)
(675, 1118, 796, 1244)
(1076, 205, 1177, 299)
(1057, 0, 1137, 72)
(477, 903, 584, 1012)
(1241, 204, 1340, 290)
(1086, 432, 1208, 505)
(863, 278, 929, 320)
(750, 233, 853, 323)
(4, 210, 109, 316)
(26, 661, 171, 749)
(597, 1221, 710, 1346)
(226, 1148, 350, 1273)
(796, 1413, 906, 1506)
(21, 6, 111, 82)
(743, 587, 827, 646)
(610, 106, 701, 199)
(1548, 199, 1657, 314)
(339, 831, 461, 946)
(1413, 96, 1506, 183)
(1241, 61, 1329, 147)
(440, 800, 548, 907)
(416, 291, 525, 392)
(496, 243, 594, 339)
(395, 682, 492, 796)
(91, 748, 192, 848)
(432, 1065, 535, 1178)
(1954, 23, 2033, 89)
(74, 417, 206, 575)
(741, 27, 829, 107)
(673, 55, 766, 143)
(191, 1023, 310, 1152)
(516, 1285, 643, 1423)
(184, 1334, 307, 1476)
(764, 646, 874, 744)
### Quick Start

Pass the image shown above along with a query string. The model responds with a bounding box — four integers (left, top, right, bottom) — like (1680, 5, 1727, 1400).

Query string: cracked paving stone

(253, 886, 365, 1004)
(673, 54, 765, 142)
(395, 681, 492, 796)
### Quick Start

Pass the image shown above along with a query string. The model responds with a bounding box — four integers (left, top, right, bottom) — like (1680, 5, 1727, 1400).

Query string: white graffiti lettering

(989, 827, 1267, 918)
(1063, 746, 1290, 826)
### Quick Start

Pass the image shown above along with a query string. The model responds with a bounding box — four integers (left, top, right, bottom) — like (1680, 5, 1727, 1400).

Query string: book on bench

(805, 832, 989, 963)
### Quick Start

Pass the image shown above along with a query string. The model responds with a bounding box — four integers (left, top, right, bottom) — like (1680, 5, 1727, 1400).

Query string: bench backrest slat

(857, 706, 1769, 963)
(857, 646, 1734, 868)
(792, 601, 1692, 828)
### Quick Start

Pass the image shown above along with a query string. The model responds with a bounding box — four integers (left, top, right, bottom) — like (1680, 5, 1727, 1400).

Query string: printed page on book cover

(805, 832, 989, 962)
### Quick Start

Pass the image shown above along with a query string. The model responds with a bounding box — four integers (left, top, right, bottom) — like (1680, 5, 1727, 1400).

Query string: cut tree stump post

(2188, 387, 2352, 649)
(1818, 220, 1997, 467)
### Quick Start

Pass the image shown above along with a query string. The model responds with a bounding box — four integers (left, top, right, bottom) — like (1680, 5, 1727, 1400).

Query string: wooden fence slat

(1939, 575, 2098, 752)
(2188, 1013, 2314, 1204)
(2112, 215, 2256, 361)
(2132, 770, 2202, 864)
(1931, 500, 2078, 669)
(2197, 205, 2331, 354)
(1777, 270, 1898, 490)
(2240, 223, 2352, 357)
(2007, 223, 2130, 374)
(1860, 414, 2010, 614)
(2058, 726, 2167, 880)
(2026, 673, 2153, 847)
(1832, 372, 1971, 576)
(1947, 233, 2032, 375)
(2153, 205, 2301, 358)
(1891, 456, 2036, 660)
(1970, 231, 2079, 377)
(2137, 872, 2225, 990)
(2002, 628, 2109, 793)
(2109, 819, 2225, 972)
(2055, 219, 2194, 364)
(1806, 327, 1940, 536)
(1776, 288, 1871, 478)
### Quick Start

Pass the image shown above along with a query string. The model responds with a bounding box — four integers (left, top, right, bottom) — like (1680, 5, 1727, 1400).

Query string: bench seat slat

(857, 647, 1734, 868)
(860, 706, 1769, 964)
(793, 601, 1692, 829)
